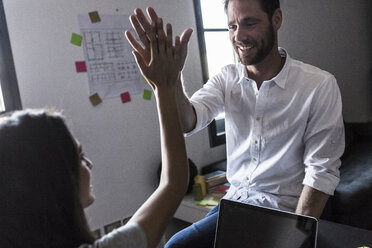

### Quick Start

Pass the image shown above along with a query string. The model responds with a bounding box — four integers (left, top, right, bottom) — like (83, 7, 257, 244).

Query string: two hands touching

(123, 7, 192, 248)
(125, 7, 193, 93)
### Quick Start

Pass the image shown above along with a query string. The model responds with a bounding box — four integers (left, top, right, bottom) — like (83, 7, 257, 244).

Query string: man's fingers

(175, 36, 181, 47)
(180, 28, 193, 46)
(156, 18, 166, 56)
(174, 35, 181, 61)
(166, 23, 173, 56)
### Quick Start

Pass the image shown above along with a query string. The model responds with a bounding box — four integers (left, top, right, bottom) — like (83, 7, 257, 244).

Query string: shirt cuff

(302, 166, 340, 196)
(184, 100, 206, 137)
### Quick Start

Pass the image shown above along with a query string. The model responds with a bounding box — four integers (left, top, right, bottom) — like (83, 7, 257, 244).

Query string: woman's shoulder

(78, 222, 147, 248)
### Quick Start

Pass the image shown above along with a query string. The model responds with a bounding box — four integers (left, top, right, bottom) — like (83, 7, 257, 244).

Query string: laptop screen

(214, 199, 318, 248)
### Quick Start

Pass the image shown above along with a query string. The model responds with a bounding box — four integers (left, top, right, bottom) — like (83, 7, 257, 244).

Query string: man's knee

(165, 225, 198, 248)
(165, 206, 220, 248)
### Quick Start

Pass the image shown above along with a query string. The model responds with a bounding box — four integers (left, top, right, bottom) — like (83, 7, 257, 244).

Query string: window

(0, 85, 4, 111)
(193, 0, 237, 147)
(0, 0, 22, 113)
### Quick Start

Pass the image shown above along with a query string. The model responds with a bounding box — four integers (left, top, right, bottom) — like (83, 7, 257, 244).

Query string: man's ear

(272, 8, 282, 31)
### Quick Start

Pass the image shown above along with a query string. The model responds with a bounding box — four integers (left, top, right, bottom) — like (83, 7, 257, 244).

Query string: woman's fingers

(129, 14, 149, 47)
(134, 8, 152, 33)
(129, 7, 188, 88)
(125, 30, 145, 55)
(132, 50, 146, 75)
(146, 7, 159, 24)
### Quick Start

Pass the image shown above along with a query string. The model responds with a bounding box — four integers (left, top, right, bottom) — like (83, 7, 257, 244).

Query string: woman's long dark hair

(0, 109, 95, 247)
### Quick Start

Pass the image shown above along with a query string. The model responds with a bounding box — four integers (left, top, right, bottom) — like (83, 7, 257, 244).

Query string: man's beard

(235, 24, 276, 66)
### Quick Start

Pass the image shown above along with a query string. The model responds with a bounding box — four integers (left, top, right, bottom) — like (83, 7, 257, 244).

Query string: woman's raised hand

(125, 7, 193, 89)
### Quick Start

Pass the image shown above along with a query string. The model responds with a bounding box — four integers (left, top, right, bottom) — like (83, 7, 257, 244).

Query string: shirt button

(253, 158, 257, 162)
(256, 117, 261, 121)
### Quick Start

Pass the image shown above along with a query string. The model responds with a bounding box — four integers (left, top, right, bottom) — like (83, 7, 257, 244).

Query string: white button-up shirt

(187, 48, 345, 212)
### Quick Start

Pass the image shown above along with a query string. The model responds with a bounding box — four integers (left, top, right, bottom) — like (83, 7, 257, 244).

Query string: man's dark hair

(224, 0, 280, 20)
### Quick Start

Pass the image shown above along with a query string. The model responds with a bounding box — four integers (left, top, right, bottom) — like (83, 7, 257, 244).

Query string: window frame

(0, 0, 22, 113)
(193, 0, 226, 147)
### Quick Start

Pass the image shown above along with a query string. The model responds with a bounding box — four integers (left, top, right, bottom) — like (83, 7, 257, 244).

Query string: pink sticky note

(120, 92, 131, 103)
(75, 61, 87, 73)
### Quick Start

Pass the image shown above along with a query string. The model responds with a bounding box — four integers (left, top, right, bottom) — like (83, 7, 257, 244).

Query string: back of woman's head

(0, 109, 94, 247)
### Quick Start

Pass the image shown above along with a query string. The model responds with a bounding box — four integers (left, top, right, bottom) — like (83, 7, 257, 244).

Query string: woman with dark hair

(0, 109, 95, 247)
(0, 7, 192, 248)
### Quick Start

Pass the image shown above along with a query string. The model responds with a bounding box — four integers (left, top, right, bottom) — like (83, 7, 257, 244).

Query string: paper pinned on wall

(78, 14, 143, 99)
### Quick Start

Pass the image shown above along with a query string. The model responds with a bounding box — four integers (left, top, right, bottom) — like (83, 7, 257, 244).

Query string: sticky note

(143, 89, 152, 100)
(120, 92, 131, 104)
(70, 33, 83, 46)
(197, 200, 209, 206)
(75, 61, 87, 73)
(89, 11, 101, 23)
(89, 93, 102, 106)
(207, 200, 219, 206)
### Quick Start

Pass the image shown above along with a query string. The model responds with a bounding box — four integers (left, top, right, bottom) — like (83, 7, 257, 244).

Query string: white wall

(279, 0, 372, 122)
(3, 0, 226, 230)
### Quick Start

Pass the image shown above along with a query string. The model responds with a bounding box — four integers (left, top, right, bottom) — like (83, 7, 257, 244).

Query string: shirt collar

(239, 47, 291, 89)
(271, 47, 290, 89)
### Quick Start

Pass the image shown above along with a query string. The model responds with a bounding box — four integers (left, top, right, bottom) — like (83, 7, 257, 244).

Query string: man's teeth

(239, 45, 253, 50)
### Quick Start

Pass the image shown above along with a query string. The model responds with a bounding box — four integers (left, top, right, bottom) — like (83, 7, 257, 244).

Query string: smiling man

(132, 0, 345, 247)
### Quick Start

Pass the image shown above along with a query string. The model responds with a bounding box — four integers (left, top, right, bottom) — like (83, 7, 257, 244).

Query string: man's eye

(228, 25, 237, 31)
(245, 22, 256, 27)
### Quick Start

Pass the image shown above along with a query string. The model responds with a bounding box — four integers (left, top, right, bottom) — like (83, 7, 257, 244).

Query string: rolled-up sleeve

(302, 75, 345, 195)
(185, 73, 226, 137)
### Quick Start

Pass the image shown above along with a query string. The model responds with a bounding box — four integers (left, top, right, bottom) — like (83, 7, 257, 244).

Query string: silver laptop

(214, 199, 318, 248)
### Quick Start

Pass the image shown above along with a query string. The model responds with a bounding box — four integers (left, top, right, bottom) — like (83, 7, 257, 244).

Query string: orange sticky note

(89, 93, 102, 106)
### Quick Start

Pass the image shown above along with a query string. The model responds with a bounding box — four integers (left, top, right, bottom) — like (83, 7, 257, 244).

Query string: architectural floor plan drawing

(78, 14, 143, 99)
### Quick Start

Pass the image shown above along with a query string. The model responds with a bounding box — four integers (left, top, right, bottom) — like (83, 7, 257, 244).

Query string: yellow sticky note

(207, 200, 219, 206)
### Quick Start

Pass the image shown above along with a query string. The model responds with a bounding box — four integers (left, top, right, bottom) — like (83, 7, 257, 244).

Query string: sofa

(321, 122, 372, 230)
